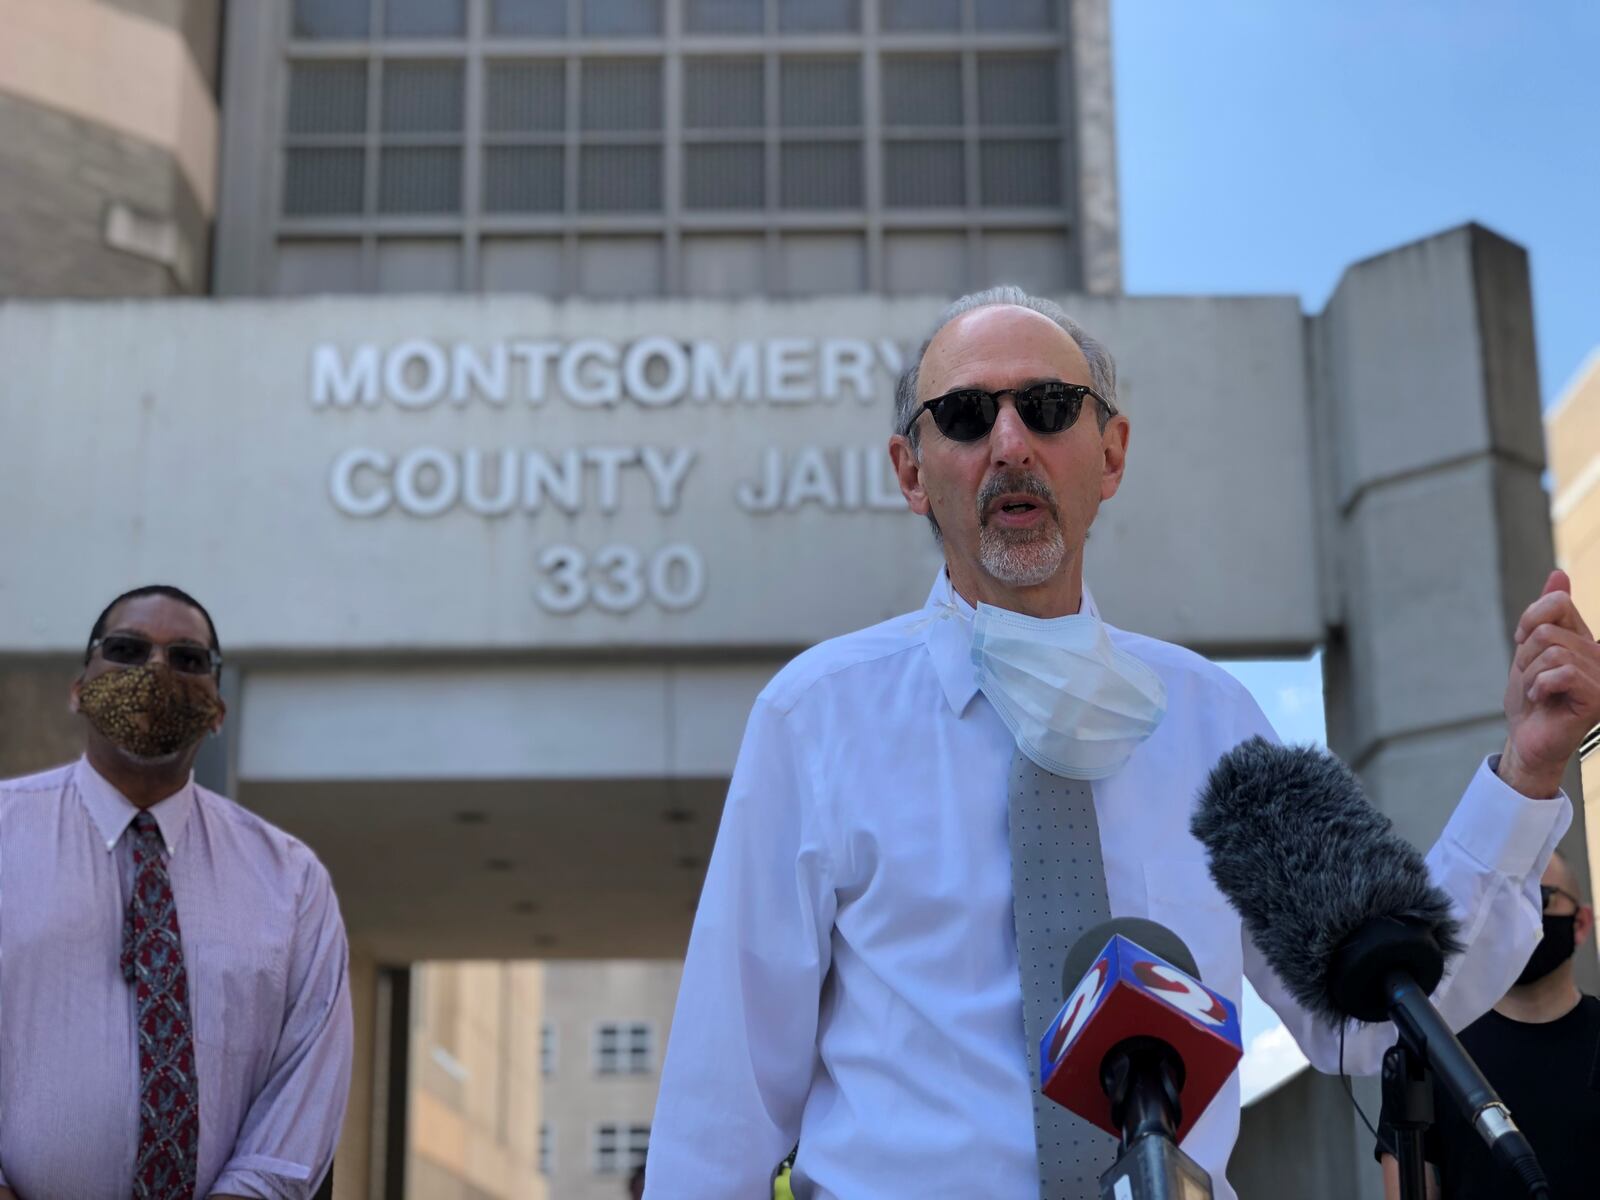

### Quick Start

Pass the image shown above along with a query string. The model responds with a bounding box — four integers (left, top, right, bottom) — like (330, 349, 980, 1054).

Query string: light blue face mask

(971, 602, 1167, 780)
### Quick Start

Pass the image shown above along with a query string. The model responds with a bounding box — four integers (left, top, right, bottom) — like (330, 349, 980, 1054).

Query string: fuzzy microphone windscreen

(1190, 736, 1463, 1025)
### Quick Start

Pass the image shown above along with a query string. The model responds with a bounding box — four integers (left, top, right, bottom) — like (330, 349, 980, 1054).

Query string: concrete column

(1314, 223, 1590, 951)
(333, 949, 379, 1200)
(1234, 225, 1590, 1200)
(192, 665, 240, 795)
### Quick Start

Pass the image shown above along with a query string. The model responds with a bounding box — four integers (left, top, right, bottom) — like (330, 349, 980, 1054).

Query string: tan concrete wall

(1548, 356, 1600, 494)
(0, 0, 217, 213)
(1549, 352, 1600, 972)
(404, 960, 682, 1200)
(408, 962, 549, 1200)
(541, 962, 681, 1200)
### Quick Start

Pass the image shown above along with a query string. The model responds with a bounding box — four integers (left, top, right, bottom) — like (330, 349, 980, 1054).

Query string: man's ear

(1100, 414, 1130, 502)
(1576, 903, 1594, 949)
(888, 435, 931, 517)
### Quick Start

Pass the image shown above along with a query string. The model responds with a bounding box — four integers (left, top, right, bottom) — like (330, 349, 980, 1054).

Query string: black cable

(1339, 1021, 1383, 1144)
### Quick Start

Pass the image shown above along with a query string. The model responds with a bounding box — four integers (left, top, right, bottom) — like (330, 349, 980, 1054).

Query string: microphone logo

(1049, 960, 1109, 1064)
(1133, 960, 1228, 1026)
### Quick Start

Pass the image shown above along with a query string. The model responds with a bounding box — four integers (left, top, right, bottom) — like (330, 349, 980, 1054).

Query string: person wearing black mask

(1376, 848, 1599, 1199)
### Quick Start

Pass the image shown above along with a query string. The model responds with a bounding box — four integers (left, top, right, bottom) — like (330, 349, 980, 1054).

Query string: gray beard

(978, 522, 1067, 587)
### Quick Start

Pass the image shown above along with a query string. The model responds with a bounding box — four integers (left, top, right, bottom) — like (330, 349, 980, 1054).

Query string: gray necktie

(1008, 749, 1117, 1198)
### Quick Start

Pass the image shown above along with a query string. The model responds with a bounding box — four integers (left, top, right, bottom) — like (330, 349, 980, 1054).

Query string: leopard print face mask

(77, 664, 222, 759)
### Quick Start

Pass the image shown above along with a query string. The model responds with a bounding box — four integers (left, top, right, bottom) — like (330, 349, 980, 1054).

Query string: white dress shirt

(646, 573, 1570, 1200)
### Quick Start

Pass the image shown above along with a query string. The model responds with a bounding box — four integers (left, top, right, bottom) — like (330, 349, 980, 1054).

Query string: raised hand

(1499, 570, 1600, 798)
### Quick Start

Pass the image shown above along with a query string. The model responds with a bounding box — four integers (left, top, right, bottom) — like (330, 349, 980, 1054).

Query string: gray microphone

(1191, 737, 1551, 1200)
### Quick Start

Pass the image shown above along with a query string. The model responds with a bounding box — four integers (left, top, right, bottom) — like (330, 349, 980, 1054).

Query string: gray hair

(893, 286, 1120, 448)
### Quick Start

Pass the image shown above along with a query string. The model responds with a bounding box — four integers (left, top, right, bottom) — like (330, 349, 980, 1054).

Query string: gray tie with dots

(1008, 749, 1117, 1198)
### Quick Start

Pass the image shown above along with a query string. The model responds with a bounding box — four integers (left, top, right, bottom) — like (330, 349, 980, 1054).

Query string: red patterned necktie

(120, 811, 200, 1200)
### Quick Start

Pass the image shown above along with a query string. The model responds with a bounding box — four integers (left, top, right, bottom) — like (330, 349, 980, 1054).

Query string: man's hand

(1500, 569, 1600, 798)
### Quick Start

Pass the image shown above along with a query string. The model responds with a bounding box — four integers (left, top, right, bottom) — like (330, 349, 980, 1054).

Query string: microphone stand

(1329, 919, 1552, 1200)
(1096, 1038, 1214, 1200)
(1381, 1041, 1432, 1200)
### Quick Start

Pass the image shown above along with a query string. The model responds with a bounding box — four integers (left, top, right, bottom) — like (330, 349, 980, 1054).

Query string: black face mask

(1515, 914, 1577, 987)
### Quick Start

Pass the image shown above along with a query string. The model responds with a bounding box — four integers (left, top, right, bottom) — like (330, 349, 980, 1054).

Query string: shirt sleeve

(644, 694, 836, 1199)
(1235, 697, 1571, 1077)
(209, 857, 354, 1200)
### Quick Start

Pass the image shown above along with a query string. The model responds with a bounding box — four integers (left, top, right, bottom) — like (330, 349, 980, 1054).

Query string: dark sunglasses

(907, 381, 1115, 443)
(1540, 884, 1580, 912)
(88, 633, 222, 678)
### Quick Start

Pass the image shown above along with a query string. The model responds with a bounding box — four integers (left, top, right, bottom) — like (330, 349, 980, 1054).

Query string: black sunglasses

(1540, 884, 1580, 912)
(89, 633, 222, 678)
(908, 381, 1115, 442)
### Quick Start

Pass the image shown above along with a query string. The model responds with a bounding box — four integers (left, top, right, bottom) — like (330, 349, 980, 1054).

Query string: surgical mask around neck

(971, 603, 1166, 780)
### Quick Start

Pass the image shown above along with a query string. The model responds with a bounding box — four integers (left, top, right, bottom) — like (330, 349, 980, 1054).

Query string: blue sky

(1114, 5, 1596, 1093)
(1114, 1, 1600, 407)
(1216, 657, 1323, 1100)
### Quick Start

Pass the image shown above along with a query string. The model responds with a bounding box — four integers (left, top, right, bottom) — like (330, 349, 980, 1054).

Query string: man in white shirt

(645, 288, 1597, 1199)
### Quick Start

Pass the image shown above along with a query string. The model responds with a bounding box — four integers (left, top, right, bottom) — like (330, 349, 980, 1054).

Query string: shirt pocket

(189, 933, 289, 1068)
(1140, 858, 1243, 1003)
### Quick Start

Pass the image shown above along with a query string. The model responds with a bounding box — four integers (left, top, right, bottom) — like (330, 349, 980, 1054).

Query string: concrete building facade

(1, 4, 1589, 1200)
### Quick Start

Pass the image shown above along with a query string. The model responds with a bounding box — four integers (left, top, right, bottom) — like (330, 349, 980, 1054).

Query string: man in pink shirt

(0, 585, 352, 1200)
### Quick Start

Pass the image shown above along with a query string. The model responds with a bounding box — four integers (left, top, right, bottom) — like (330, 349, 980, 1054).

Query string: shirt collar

(917, 569, 1102, 717)
(74, 756, 197, 855)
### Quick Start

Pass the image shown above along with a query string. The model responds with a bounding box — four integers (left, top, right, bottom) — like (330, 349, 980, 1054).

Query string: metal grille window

(288, 62, 368, 133)
(686, 143, 763, 208)
(576, 58, 663, 211)
(270, 11, 1075, 292)
(376, 61, 464, 213)
(977, 55, 1059, 126)
(882, 55, 961, 209)
(976, 0, 1057, 30)
(684, 57, 764, 210)
(977, 54, 1061, 208)
(293, 0, 368, 39)
(777, 0, 858, 32)
(285, 148, 366, 215)
(284, 61, 368, 215)
(684, 57, 763, 128)
(880, 0, 960, 30)
(581, 0, 663, 36)
(581, 59, 663, 131)
(780, 57, 860, 127)
(383, 61, 466, 132)
(684, 0, 763, 33)
(595, 1022, 653, 1074)
(780, 57, 861, 209)
(885, 140, 962, 207)
(483, 61, 565, 212)
(980, 138, 1060, 206)
(487, 61, 565, 131)
(489, 0, 568, 36)
(580, 145, 662, 210)
(881, 56, 962, 126)
(385, 0, 465, 38)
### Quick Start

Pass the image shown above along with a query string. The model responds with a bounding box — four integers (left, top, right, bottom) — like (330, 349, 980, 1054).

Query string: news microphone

(1192, 737, 1551, 1199)
(1042, 917, 1243, 1199)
